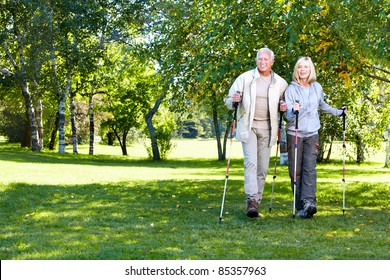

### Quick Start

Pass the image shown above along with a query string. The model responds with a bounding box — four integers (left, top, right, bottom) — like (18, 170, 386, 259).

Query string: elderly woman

(284, 56, 347, 218)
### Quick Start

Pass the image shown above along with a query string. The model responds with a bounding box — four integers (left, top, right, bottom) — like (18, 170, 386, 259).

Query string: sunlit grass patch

(0, 140, 389, 260)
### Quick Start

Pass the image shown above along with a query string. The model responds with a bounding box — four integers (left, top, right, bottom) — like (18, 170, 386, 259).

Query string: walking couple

(224, 47, 347, 219)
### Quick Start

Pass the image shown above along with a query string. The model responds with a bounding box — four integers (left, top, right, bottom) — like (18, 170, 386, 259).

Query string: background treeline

(0, 0, 389, 162)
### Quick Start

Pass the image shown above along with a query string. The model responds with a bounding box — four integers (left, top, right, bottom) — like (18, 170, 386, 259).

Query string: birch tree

(45, 0, 106, 154)
(0, 0, 47, 151)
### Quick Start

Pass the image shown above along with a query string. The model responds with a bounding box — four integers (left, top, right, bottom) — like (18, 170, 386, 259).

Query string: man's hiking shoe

(246, 199, 261, 218)
(303, 201, 317, 218)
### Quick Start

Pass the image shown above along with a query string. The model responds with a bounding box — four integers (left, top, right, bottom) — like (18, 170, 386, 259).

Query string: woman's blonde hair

(292, 56, 317, 84)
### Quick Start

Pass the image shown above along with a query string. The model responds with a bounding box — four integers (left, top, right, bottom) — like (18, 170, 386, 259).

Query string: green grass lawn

(0, 139, 389, 260)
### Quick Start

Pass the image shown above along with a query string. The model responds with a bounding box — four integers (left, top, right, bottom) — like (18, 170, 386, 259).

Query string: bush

(0, 110, 25, 142)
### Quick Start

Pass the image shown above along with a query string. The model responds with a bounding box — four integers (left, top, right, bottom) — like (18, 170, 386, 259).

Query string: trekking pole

(219, 93, 239, 223)
(292, 100, 299, 219)
(341, 105, 347, 215)
(269, 111, 284, 213)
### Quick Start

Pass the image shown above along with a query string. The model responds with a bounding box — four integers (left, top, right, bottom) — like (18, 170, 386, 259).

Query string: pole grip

(233, 90, 241, 121)
(294, 100, 299, 130)
(279, 111, 284, 130)
(342, 104, 346, 131)
(233, 103, 238, 122)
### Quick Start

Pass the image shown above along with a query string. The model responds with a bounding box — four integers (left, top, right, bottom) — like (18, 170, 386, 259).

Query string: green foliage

(176, 110, 217, 139)
(0, 110, 25, 142)
(146, 0, 389, 162)
(0, 87, 26, 142)
(98, 44, 157, 154)
(1, 0, 389, 161)
(0, 0, 148, 152)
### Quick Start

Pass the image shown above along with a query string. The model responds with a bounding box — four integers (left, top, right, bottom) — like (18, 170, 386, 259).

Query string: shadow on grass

(0, 148, 226, 170)
(1, 142, 389, 259)
(317, 162, 389, 177)
(1, 178, 389, 260)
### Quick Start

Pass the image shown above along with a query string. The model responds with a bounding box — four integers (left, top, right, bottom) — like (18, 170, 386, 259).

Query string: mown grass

(0, 140, 389, 260)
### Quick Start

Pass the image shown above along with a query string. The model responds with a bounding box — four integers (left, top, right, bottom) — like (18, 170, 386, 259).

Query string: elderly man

(225, 47, 288, 218)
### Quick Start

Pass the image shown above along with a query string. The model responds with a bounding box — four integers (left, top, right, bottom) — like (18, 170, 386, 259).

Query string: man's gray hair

(256, 48, 275, 62)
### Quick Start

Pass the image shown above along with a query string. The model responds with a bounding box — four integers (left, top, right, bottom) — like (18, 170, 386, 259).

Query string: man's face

(256, 52, 274, 74)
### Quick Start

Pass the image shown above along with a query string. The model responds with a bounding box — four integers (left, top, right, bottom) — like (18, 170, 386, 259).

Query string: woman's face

(297, 60, 311, 80)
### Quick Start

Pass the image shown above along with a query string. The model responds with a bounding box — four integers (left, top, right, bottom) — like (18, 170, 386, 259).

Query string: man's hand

(233, 92, 241, 103)
(280, 100, 287, 112)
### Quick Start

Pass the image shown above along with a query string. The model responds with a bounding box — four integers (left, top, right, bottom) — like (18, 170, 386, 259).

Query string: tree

(44, 0, 112, 154)
(145, 92, 165, 160)
(100, 45, 154, 156)
(1, 0, 388, 162)
(145, 105, 176, 160)
(146, 0, 389, 162)
(0, 0, 48, 151)
(75, 0, 147, 155)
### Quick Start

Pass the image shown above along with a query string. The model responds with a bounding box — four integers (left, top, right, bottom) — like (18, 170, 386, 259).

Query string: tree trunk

(113, 128, 128, 156)
(121, 132, 128, 156)
(213, 109, 224, 161)
(49, 112, 60, 150)
(69, 91, 78, 154)
(356, 135, 365, 164)
(317, 132, 325, 163)
(318, 132, 334, 163)
(53, 69, 72, 154)
(88, 94, 95, 155)
(222, 121, 230, 161)
(325, 140, 333, 162)
(48, 8, 72, 154)
(50, 48, 67, 154)
(145, 114, 160, 160)
(35, 98, 44, 149)
(386, 140, 390, 168)
(385, 126, 390, 167)
(58, 99, 67, 153)
(107, 132, 115, 145)
(22, 86, 41, 151)
(146, 93, 166, 160)
(210, 89, 224, 161)
(2, 31, 41, 151)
